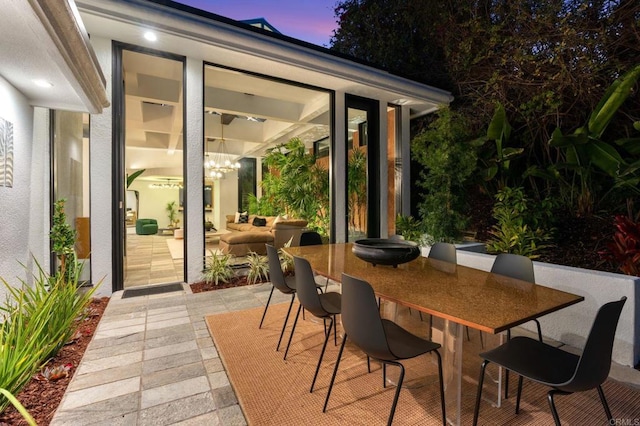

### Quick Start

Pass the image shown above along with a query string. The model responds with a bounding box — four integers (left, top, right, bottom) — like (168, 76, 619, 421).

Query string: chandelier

(205, 115, 241, 179)
(149, 179, 183, 189)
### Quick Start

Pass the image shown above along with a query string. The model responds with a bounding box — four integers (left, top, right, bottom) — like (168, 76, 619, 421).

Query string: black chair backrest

(428, 242, 457, 263)
(266, 244, 292, 294)
(293, 256, 325, 317)
(565, 297, 626, 392)
(491, 253, 535, 283)
(341, 273, 394, 361)
(300, 231, 323, 246)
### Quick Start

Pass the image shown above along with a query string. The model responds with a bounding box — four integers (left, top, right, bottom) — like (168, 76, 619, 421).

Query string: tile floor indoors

(124, 232, 185, 288)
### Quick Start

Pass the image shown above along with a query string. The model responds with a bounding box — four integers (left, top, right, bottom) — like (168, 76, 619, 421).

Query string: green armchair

(136, 218, 158, 235)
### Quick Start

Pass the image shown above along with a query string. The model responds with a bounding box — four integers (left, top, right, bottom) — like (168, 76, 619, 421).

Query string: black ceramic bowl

(352, 238, 420, 267)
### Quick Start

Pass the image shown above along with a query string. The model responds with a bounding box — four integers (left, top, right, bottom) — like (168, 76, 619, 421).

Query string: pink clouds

(175, 0, 338, 46)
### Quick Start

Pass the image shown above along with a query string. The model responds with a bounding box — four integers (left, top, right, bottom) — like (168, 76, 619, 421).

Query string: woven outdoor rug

(206, 302, 640, 425)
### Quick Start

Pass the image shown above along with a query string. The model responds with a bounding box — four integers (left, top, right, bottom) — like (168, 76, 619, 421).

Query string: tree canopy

(331, 0, 640, 215)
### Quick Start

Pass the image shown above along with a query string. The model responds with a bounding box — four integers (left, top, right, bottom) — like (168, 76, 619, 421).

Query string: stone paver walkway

(51, 283, 285, 425)
(51, 282, 640, 425)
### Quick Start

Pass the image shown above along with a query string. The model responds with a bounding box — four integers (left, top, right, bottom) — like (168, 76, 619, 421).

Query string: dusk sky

(176, 1, 339, 47)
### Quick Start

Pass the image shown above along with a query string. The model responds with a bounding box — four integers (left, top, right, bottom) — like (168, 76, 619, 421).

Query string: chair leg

(258, 286, 274, 329)
(433, 350, 446, 426)
(367, 356, 371, 373)
(323, 334, 348, 413)
(385, 360, 405, 426)
(515, 375, 523, 414)
(276, 294, 296, 351)
(472, 360, 490, 426)
(505, 329, 512, 399)
(283, 304, 302, 360)
(333, 314, 338, 346)
(547, 389, 569, 426)
(311, 316, 333, 393)
(597, 385, 614, 422)
(534, 318, 543, 342)
(383, 363, 387, 388)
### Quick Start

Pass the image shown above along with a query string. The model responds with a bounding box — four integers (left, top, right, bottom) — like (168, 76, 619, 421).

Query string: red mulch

(190, 275, 267, 293)
(0, 297, 109, 426)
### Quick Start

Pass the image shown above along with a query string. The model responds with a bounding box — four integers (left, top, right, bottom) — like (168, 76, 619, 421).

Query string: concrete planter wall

(421, 245, 639, 367)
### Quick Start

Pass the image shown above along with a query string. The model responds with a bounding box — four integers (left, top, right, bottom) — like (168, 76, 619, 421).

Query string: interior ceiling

(125, 52, 330, 181)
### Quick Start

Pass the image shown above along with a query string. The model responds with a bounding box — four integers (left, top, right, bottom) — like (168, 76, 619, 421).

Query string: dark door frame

(345, 94, 380, 240)
(111, 42, 187, 292)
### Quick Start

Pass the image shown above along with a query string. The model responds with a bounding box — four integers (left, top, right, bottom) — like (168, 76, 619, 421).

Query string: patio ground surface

(50, 282, 640, 425)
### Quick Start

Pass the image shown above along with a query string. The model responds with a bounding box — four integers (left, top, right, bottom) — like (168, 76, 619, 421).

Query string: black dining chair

(324, 273, 446, 426)
(428, 242, 457, 263)
(260, 244, 299, 352)
(473, 296, 626, 426)
(284, 256, 341, 393)
(491, 253, 542, 397)
(300, 230, 323, 246)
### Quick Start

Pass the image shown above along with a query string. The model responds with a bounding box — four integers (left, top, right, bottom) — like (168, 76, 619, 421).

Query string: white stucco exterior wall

(0, 76, 48, 299)
(185, 57, 204, 284)
(88, 36, 113, 296)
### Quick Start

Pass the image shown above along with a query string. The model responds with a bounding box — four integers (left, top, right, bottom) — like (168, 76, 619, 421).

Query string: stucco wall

(88, 36, 113, 297)
(423, 247, 640, 367)
(0, 76, 48, 300)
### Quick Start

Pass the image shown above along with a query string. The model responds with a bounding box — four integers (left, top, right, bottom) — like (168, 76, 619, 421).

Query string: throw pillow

(252, 217, 267, 227)
(234, 211, 247, 224)
(238, 213, 249, 224)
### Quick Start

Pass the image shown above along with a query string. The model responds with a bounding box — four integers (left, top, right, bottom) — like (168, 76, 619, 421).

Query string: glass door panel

(52, 111, 91, 282)
(347, 107, 368, 241)
(121, 49, 185, 288)
(346, 95, 379, 242)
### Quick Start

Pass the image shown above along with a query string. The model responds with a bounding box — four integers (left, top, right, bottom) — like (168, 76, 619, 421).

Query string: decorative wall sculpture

(0, 116, 13, 187)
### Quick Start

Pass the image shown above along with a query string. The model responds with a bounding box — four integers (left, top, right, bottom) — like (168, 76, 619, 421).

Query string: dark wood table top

(283, 243, 584, 334)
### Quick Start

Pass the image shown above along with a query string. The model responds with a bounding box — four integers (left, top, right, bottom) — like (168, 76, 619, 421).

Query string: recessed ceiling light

(144, 31, 157, 42)
(33, 79, 53, 88)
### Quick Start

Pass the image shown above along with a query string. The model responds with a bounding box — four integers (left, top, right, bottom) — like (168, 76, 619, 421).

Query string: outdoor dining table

(283, 243, 585, 425)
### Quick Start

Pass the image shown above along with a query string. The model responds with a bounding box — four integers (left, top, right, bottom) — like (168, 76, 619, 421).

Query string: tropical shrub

(278, 237, 294, 275)
(258, 138, 330, 236)
(50, 199, 77, 280)
(395, 215, 425, 244)
(202, 252, 234, 285)
(412, 108, 477, 243)
(245, 252, 269, 285)
(599, 215, 640, 276)
(486, 186, 554, 258)
(0, 259, 96, 411)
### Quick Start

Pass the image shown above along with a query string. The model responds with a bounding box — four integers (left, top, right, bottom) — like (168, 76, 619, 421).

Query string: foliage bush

(0, 259, 96, 412)
(411, 108, 477, 243)
(395, 215, 425, 244)
(255, 138, 330, 236)
(245, 252, 269, 285)
(486, 187, 554, 258)
(202, 252, 234, 286)
(50, 199, 77, 280)
(599, 215, 640, 276)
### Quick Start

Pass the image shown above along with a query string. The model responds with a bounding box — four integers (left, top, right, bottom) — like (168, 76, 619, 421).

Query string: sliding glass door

(51, 111, 91, 282)
(114, 44, 185, 289)
(346, 95, 379, 241)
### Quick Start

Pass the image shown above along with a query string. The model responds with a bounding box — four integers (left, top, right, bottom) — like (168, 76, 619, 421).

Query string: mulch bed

(190, 276, 268, 293)
(0, 297, 109, 426)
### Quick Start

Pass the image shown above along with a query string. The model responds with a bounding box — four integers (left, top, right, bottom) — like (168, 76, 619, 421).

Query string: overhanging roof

(76, 0, 453, 114)
(0, 0, 108, 113)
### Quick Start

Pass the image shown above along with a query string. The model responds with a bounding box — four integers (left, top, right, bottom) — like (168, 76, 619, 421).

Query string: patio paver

(51, 281, 640, 425)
